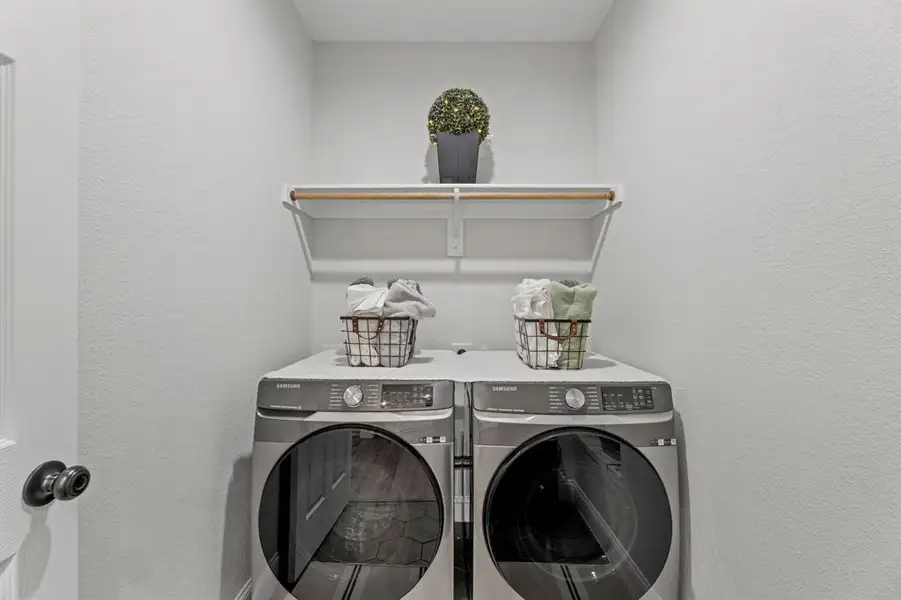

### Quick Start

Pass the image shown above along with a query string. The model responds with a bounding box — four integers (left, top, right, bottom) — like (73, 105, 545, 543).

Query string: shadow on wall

(1, 510, 52, 596)
(421, 141, 495, 184)
(220, 455, 252, 600)
(674, 410, 695, 600)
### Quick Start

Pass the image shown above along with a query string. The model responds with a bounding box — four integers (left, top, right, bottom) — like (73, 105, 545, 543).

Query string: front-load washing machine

(461, 351, 680, 600)
(251, 350, 458, 600)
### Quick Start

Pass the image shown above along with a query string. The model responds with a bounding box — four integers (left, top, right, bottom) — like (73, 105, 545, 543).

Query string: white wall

(79, 2, 313, 599)
(308, 42, 598, 352)
(311, 280, 520, 352)
(311, 42, 596, 184)
(593, 3, 901, 600)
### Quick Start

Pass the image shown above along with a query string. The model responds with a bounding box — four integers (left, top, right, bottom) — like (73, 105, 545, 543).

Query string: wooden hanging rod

(289, 190, 616, 202)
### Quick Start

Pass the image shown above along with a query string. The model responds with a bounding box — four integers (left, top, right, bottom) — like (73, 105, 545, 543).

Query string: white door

(0, 1, 81, 599)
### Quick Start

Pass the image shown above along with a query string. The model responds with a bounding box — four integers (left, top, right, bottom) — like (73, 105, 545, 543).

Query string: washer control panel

(257, 379, 452, 412)
(601, 386, 655, 412)
(330, 383, 434, 410)
(329, 383, 381, 410)
(379, 384, 434, 409)
(472, 382, 671, 414)
(549, 386, 599, 413)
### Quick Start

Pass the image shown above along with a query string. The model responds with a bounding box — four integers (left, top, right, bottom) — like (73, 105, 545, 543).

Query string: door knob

(22, 460, 91, 508)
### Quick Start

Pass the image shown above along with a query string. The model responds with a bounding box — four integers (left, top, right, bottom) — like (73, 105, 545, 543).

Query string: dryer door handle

(473, 412, 536, 424)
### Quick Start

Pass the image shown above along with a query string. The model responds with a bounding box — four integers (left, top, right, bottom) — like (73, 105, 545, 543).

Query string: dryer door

(484, 428, 672, 600)
(259, 425, 444, 600)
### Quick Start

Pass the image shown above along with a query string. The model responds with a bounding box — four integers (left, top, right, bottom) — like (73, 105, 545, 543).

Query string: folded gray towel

(384, 279, 435, 319)
(548, 281, 597, 368)
(387, 278, 422, 294)
(350, 276, 375, 287)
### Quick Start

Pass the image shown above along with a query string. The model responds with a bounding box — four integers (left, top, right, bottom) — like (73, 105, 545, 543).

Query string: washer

(251, 350, 457, 600)
(462, 351, 680, 600)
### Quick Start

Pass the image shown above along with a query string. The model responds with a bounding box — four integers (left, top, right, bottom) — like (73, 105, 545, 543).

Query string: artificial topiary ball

(428, 88, 490, 144)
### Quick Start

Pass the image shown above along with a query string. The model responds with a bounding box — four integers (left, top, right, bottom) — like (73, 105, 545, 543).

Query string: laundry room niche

(285, 0, 619, 353)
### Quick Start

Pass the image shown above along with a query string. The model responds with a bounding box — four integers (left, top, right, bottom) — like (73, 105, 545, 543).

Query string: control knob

(343, 385, 364, 408)
(564, 388, 586, 410)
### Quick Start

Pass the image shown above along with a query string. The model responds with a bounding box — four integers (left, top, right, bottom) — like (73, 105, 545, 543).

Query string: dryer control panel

(472, 382, 672, 414)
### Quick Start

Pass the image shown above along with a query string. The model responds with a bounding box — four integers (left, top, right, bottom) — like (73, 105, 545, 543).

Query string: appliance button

(564, 388, 586, 410)
(343, 385, 364, 408)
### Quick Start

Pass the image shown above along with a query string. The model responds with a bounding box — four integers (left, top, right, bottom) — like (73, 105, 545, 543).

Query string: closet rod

(289, 190, 616, 202)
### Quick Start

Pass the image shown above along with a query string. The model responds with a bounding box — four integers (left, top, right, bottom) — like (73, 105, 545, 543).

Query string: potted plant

(428, 88, 490, 184)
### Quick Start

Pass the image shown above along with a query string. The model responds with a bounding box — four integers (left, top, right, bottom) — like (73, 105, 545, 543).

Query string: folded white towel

(345, 317, 381, 366)
(347, 284, 389, 315)
(512, 278, 559, 368)
(378, 320, 413, 368)
(346, 280, 434, 367)
(346, 284, 389, 366)
(381, 279, 434, 365)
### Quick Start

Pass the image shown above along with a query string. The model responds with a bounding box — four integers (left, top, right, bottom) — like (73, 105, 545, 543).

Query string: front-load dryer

(461, 351, 680, 600)
(251, 350, 457, 600)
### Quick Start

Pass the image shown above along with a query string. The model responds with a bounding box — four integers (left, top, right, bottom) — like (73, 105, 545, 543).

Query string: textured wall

(592, 2, 901, 599)
(79, 2, 313, 599)
(311, 42, 597, 184)
(308, 42, 598, 352)
(292, 0, 613, 42)
(310, 280, 523, 353)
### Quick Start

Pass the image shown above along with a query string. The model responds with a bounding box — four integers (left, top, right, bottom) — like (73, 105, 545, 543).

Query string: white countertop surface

(262, 349, 462, 381)
(453, 350, 666, 383)
(263, 349, 666, 384)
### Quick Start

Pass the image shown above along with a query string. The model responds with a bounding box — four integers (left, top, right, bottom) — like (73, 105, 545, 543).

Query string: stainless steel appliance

(461, 351, 680, 600)
(251, 350, 457, 600)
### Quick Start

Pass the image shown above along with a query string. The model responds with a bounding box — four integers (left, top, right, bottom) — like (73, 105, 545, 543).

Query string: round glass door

(259, 426, 443, 600)
(485, 429, 672, 600)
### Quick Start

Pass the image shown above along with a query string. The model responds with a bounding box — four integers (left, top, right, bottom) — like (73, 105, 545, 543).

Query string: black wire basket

(340, 316, 418, 368)
(515, 317, 591, 370)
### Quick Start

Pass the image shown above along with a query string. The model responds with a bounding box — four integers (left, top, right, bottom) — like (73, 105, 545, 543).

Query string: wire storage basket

(515, 317, 591, 370)
(341, 316, 418, 367)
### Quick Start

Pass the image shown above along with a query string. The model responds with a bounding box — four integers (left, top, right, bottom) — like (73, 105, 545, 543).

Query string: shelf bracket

(589, 189, 624, 275)
(282, 185, 313, 274)
(447, 187, 464, 257)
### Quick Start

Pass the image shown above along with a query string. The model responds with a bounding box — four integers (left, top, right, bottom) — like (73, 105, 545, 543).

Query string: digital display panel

(381, 384, 434, 409)
(601, 386, 654, 411)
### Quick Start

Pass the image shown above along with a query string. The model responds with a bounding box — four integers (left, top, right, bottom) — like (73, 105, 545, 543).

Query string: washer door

(259, 425, 444, 600)
(484, 428, 672, 600)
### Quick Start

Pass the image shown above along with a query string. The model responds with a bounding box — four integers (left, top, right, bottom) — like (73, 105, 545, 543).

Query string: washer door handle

(304, 408, 454, 423)
(22, 460, 92, 507)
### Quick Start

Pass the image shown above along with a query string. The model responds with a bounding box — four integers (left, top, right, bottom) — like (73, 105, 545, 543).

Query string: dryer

(462, 351, 680, 600)
(251, 350, 457, 600)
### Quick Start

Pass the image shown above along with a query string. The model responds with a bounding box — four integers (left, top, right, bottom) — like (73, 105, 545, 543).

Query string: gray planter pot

(436, 132, 480, 184)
